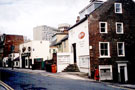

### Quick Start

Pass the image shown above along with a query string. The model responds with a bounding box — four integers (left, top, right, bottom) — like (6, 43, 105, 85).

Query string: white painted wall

(69, 19, 90, 74)
(31, 41, 50, 61)
(57, 53, 71, 72)
(19, 40, 50, 68)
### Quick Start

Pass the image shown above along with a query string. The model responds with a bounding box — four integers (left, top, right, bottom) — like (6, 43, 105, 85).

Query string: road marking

(0, 80, 14, 90)
(107, 85, 134, 90)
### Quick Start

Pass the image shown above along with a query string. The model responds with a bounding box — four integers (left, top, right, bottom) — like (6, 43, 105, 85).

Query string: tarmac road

(0, 69, 128, 90)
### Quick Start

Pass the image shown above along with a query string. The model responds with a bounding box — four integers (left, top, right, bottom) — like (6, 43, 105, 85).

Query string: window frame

(117, 42, 125, 57)
(115, 3, 122, 14)
(116, 22, 124, 34)
(99, 65, 113, 80)
(99, 22, 108, 33)
(99, 42, 110, 58)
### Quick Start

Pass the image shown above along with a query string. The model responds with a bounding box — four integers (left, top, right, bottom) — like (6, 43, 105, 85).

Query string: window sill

(116, 33, 124, 34)
(99, 56, 111, 58)
(118, 55, 125, 57)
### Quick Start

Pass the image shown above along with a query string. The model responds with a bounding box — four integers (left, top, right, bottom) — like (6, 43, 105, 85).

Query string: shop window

(99, 65, 113, 80)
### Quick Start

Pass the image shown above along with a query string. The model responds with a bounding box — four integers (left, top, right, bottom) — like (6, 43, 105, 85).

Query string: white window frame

(117, 42, 125, 57)
(99, 42, 110, 58)
(116, 22, 124, 34)
(99, 65, 113, 80)
(115, 3, 122, 13)
(99, 22, 108, 33)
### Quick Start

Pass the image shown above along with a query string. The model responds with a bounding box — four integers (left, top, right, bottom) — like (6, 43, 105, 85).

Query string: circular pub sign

(78, 32, 85, 39)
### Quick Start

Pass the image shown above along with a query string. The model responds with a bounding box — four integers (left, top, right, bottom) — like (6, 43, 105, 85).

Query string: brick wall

(88, 0, 135, 82)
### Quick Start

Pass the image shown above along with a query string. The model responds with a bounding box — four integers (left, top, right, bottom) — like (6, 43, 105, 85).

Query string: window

(117, 42, 125, 57)
(99, 42, 110, 58)
(99, 22, 107, 33)
(115, 3, 122, 13)
(53, 49, 56, 53)
(99, 65, 113, 80)
(116, 22, 123, 34)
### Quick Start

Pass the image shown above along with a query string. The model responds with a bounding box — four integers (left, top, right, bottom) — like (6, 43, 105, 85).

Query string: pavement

(1, 67, 135, 90)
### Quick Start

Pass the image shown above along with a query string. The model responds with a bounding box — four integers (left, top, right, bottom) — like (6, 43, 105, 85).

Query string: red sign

(78, 32, 85, 39)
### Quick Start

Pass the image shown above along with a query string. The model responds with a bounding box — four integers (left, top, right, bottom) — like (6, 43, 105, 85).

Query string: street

(0, 69, 128, 90)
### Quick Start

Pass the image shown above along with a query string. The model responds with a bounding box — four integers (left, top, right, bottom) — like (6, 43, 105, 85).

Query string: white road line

(0, 80, 14, 90)
(107, 85, 134, 90)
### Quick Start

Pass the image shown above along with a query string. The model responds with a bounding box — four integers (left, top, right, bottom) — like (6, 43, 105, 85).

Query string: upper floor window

(116, 22, 124, 34)
(115, 3, 122, 13)
(117, 42, 125, 57)
(99, 22, 108, 33)
(99, 42, 110, 58)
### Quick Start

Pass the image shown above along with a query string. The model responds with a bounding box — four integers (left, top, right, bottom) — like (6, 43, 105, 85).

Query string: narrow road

(0, 69, 127, 90)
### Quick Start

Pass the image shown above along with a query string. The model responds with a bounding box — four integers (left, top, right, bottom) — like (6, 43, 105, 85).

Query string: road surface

(0, 69, 127, 90)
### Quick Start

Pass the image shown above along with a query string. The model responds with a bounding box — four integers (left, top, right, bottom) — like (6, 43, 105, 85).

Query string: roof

(53, 35, 68, 46)
(50, 40, 57, 47)
(68, 15, 88, 31)
(52, 32, 68, 37)
(68, 1, 105, 31)
(79, 1, 103, 14)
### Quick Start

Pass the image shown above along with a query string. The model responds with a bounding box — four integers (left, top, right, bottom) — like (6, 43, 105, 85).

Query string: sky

(0, 0, 128, 40)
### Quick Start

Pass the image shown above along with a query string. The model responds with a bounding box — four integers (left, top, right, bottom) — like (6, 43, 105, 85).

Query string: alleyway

(0, 68, 129, 90)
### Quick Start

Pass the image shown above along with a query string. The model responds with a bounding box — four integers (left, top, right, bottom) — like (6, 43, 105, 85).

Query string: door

(72, 43, 77, 64)
(118, 63, 128, 83)
(120, 66, 125, 83)
(22, 57, 25, 68)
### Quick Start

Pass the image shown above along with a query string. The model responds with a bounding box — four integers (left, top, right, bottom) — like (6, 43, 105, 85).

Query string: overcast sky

(0, 0, 132, 40)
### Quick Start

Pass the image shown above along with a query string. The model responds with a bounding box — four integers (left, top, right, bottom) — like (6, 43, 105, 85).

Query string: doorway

(72, 43, 77, 64)
(22, 57, 25, 68)
(120, 66, 125, 83)
(118, 63, 128, 83)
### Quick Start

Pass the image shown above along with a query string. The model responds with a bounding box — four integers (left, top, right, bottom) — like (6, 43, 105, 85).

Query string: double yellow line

(0, 80, 14, 90)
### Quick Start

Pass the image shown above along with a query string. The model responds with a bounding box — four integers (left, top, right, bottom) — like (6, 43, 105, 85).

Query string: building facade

(33, 25, 60, 41)
(67, 0, 135, 83)
(88, 0, 135, 83)
(19, 41, 50, 69)
(0, 34, 24, 67)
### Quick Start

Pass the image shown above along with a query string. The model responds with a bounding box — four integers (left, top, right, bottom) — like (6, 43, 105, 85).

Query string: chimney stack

(76, 16, 80, 23)
(90, 0, 98, 2)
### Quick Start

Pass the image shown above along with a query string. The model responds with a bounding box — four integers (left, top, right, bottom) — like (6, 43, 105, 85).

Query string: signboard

(78, 32, 85, 39)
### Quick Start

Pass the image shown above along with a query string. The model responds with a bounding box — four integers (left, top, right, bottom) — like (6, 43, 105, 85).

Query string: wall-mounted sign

(78, 32, 85, 39)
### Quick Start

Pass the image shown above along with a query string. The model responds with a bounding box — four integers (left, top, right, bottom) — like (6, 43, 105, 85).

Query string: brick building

(88, 0, 135, 83)
(0, 34, 24, 66)
(67, 0, 135, 83)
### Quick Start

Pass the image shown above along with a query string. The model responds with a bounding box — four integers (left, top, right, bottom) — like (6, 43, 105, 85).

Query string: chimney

(90, 0, 97, 2)
(76, 16, 80, 23)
